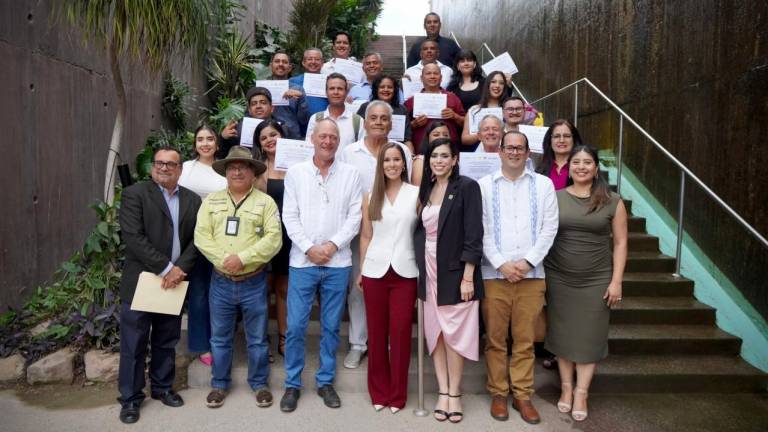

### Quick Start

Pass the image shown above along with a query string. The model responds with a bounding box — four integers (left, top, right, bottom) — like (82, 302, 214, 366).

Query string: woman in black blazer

(414, 138, 484, 423)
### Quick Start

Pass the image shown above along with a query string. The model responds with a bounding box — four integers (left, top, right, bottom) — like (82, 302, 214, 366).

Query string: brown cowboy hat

(213, 146, 267, 176)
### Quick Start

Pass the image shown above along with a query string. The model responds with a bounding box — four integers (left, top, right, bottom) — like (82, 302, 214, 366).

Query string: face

(362, 55, 383, 80)
(332, 34, 351, 58)
(424, 14, 441, 37)
(195, 129, 217, 159)
(364, 105, 392, 139)
(429, 144, 456, 179)
(503, 99, 525, 125)
(225, 162, 256, 191)
(302, 50, 323, 73)
(457, 57, 476, 76)
(376, 78, 395, 102)
(248, 95, 273, 119)
(270, 53, 292, 78)
(259, 126, 282, 156)
(478, 118, 502, 149)
(550, 124, 574, 156)
(488, 74, 506, 99)
(428, 125, 450, 141)
(421, 63, 442, 89)
(326, 78, 348, 106)
(500, 134, 530, 171)
(569, 150, 598, 184)
(382, 147, 405, 181)
(420, 42, 439, 62)
(311, 121, 340, 163)
(151, 149, 182, 189)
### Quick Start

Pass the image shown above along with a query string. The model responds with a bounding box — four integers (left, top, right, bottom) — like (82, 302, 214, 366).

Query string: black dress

(267, 178, 291, 275)
(449, 78, 484, 112)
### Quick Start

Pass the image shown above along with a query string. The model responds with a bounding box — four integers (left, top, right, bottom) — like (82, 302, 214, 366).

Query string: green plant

(286, 0, 337, 64)
(203, 97, 247, 134)
(207, 30, 257, 102)
(327, 0, 382, 59)
(135, 129, 196, 181)
(162, 74, 194, 131)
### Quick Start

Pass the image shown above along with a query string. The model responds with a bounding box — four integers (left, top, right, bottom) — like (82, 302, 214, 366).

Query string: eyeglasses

(504, 106, 525, 113)
(226, 165, 250, 173)
(152, 161, 180, 169)
(317, 181, 330, 203)
(552, 134, 573, 140)
(501, 145, 527, 154)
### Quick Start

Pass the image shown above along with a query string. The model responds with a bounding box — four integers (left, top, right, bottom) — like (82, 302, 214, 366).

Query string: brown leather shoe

(512, 398, 541, 424)
(490, 395, 509, 421)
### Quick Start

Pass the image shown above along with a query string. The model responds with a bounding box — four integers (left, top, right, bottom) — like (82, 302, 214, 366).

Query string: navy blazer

(118, 181, 201, 304)
(414, 175, 484, 306)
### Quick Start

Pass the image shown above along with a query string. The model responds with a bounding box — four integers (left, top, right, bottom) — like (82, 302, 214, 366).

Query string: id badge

(225, 216, 240, 236)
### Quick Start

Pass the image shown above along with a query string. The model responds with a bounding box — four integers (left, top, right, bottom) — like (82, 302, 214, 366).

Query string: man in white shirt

(475, 115, 503, 153)
(336, 101, 413, 369)
(403, 39, 453, 89)
(478, 131, 558, 424)
(305, 73, 363, 147)
(280, 118, 362, 413)
(348, 52, 383, 102)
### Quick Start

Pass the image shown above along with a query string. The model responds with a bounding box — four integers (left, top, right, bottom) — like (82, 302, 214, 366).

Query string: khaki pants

(481, 278, 545, 400)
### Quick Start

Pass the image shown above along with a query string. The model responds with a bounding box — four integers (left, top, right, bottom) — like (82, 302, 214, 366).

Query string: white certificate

(346, 98, 367, 113)
(413, 93, 447, 119)
(239, 117, 263, 147)
(481, 52, 519, 76)
(388, 115, 407, 141)
(255, 80, 289, 106)
(459, 152, 500, 181)
(274, 138, 315, 171)
(469, 107, 504, 134)
(333, 58, 365, 84)
(402, 78, 424, 100)
(518, 125, 549, 153)
(131, 272, 189, 316)
(303, 73, 327, 98)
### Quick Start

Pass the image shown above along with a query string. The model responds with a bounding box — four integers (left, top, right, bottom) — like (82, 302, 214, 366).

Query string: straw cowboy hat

(212, 145, 267, 176)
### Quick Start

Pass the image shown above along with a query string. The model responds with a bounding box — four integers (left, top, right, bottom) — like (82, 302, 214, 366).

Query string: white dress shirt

(178, 160, 227, 199)
(305, 106, 363, 149)
(282, 158, 362, 268)
(403, 60, 453, 89)
(338, 139, 413, 194)
(478, 168, 559, 279)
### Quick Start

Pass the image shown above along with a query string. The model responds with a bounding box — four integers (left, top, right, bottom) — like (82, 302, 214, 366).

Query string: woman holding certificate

(460, 71, 509, 150)
(415, 138, 484, 423)
(356, 74, 414, 152)
(251, 120, 292, 359)
(357, 142, 419, 414)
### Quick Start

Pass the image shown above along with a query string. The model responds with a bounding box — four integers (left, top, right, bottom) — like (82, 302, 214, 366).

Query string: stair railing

(401, 33, 407, 74)
(479, 43, 530, 105)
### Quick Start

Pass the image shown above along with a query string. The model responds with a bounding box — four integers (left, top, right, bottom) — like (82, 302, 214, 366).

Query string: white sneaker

(343, 348, 367, 369)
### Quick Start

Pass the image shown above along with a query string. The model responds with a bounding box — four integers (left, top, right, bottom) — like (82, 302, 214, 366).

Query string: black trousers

(117, 302, 182, 405)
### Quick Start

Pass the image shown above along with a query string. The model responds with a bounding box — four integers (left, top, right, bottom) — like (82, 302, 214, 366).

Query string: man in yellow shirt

(194, 146, 282, 409)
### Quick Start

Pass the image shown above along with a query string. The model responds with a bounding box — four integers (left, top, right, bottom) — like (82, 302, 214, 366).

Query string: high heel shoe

(571, 387, 588, 421)
(373, 404, 385, 412)
(447, 394, 463, 423)
(390, 406, 401, 414)
(557, 382, 573, 413)
(433, 392, 449, 422)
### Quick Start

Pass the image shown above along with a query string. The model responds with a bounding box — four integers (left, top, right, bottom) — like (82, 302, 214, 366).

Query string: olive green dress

(544, 190, 621, 363)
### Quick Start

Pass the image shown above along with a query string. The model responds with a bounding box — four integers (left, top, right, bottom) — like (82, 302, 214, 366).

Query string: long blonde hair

(368, 143, 409, 221)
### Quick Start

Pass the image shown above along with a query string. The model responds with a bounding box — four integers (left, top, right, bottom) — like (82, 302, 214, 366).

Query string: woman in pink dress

(414, 138, 484, 423)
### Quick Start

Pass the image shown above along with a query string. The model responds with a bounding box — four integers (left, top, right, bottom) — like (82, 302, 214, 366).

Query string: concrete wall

(433, 0, 768, 318)
(0, 0, 292, 310)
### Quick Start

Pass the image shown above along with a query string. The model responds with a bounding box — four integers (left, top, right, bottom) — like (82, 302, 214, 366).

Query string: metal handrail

(401, 33, 407, 74)
(480, 43, 529, 105)
(530, 77, 768, 254)
(450, 31, 461, 48)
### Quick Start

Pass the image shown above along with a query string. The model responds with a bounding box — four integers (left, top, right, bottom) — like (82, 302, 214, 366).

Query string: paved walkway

(2, 386, 767, 432)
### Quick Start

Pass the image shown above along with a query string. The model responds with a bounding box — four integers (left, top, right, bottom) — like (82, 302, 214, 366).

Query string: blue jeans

(209, 271, 269, 391)
(187, 257, 212, 353)
(284, 266, 351, 389)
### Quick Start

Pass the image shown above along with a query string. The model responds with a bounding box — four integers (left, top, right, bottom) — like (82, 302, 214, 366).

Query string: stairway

(366, 35, 421, 79)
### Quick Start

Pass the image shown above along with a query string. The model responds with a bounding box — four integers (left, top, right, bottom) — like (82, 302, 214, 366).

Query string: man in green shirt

(194, 146, 283, 409)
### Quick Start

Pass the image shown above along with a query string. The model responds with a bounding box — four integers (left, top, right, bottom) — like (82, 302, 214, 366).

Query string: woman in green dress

(544, 145, 628, 422)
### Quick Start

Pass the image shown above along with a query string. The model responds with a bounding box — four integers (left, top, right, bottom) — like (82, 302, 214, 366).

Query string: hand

(497, 261, 519, 282)
(161, 266, 186, 289)
(460, 279, 474, 302)
(603, 281, 623, 307)
(283, 89, 302, 99)
(221, 120, 238, 139)
(411, 115, 428, 128)
(306, 245, 330, 265)
(321, 241, 338, 258)
(511, 259, 532, 280)
(504, 73, 513, 86)
(440, 108, 456, 120)
(403, 74, 412, 81)
(345, 95, 354, 103)
(356, 275, 364, 292)
(222, 254, 244, 274)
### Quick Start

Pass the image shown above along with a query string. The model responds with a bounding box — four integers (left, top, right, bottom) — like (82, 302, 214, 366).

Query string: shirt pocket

(239, 208, 265, 238)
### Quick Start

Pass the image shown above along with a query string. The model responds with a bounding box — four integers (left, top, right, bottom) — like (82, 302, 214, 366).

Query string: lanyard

(229, 190, 253, 217)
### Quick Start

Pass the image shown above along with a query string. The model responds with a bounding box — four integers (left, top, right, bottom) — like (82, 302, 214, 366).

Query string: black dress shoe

(119, 402, 141, 424)
(280, 387, 301, 412)
(151, 390, 185, 408)
(317, 384, 341, 408)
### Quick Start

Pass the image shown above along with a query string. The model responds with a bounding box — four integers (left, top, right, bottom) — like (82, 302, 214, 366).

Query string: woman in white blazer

(358, 142, 420, 414)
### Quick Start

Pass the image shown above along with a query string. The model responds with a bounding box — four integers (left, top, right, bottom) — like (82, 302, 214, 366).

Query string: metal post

(573, 83, 579, 127)
(413, 300, 429, 416)
(674, 173, 686, 276)
(616, 115, 624, 194)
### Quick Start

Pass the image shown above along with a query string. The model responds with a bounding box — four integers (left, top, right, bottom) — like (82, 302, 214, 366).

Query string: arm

(479, 179, 507, 271)
(174, 193, 202, 273)
(119, 185, 172, 274)
(523, 181, 559, 268)
(461, 179, 484, 265)
(329, 171, 363, 251)
(236, 197, 283, 267)
(357, 193, 373, 289)
(293, 88, 310, 132)
(411, 156, 423, 186)
(281, 169, 315, 254)
(461, 106, 479, 146)
(193, 198, 228, 268)
(605, 199, 628, 307)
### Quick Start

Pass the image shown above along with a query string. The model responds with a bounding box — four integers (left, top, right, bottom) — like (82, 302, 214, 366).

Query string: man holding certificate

(117, 147, 201, 424)
(266, 52, 310, 137)
(289, 48, 329, 115)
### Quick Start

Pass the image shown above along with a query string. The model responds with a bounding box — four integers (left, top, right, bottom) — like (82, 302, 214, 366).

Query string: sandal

(542, 355, 558, 370)
(278, 334, 286, 357)
(447, 394, 463, 423)
(572, 387, 588, 421)
(206, 388, 227, 408)
(433, 392, 449, 422)
(557, 382, 573, 413)
(198, 352, 213, 366)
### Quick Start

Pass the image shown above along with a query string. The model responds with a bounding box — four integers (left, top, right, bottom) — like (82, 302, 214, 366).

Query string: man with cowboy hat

(194, 146, 283, 409)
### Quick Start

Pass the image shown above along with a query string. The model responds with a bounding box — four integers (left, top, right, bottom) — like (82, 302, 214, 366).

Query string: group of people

(115, 11, 628, 427)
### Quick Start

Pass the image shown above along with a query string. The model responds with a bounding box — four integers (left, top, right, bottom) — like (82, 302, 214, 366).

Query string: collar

(324, 105, 354, 120)
(416, 60, 446, 68)
(312, 158, 339, 176)
(493, 166, 535, 183)
(156, 182, 180, 197)
(226, 186, 255, 204)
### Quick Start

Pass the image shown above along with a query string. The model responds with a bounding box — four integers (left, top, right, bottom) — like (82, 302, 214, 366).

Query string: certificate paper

(239, 117, 263, 147)
(255, 80, 289, 106)
(333, 58, 365, 84)
(346, 98, 367, 113)
(518, 125, 549, 153)
(388, 115, 407, 141)
(459, 152, 500, 181)
(131, 272, 189, 315)
(303, 73, 328, 98)
(275, 139, 315, 171)
(402, 78, 424, 100)
(481, 52, 519, 76)
(469, 107, 504, 134)
(413, 93, 447, 119)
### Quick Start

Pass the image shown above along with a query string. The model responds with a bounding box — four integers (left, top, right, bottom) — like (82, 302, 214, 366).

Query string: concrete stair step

(622, 272, 694, 297)
(626, 252, 676, 273)
(607, 324, 741, 356)
(628, 215, 647, 232)
(610, 296, 715, 325)
(627, 232, 660, 252)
